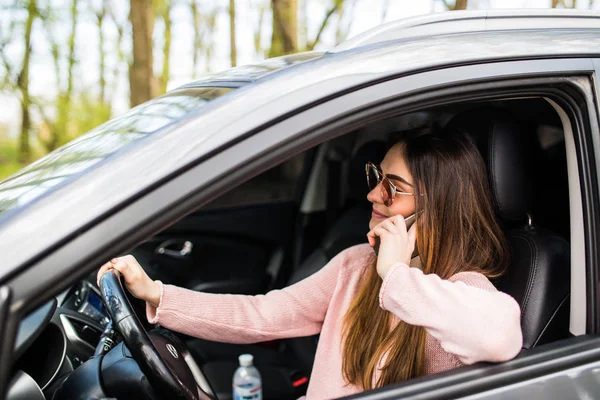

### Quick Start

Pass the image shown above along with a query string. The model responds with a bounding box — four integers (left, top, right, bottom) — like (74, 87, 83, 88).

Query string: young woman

(97, 128, 523, 399)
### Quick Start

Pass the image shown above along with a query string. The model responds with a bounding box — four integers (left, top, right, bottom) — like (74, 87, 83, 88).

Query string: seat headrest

(445, 108, 534, 224)
(347, 141, 387, 204)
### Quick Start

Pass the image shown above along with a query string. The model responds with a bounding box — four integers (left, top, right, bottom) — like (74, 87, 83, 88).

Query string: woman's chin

(369, 219, 377, 230)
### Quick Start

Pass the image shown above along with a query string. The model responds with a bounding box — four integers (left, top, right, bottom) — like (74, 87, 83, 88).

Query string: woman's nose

(367, 183, 383, 204)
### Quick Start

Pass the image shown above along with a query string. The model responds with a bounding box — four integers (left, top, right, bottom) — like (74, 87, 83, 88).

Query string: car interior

(10, 96, 575, 400)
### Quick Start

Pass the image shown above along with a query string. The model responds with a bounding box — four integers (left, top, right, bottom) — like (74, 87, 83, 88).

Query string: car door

(130, 152, 311, 296)
(2, 56, 600, 400)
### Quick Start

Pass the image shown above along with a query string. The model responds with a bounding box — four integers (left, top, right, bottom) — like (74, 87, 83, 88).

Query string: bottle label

(233, 383, 262, 400)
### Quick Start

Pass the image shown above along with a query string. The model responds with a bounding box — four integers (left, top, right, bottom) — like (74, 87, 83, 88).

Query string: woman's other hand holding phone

(367, 215, 417, 279)
(97, 255, 162, 307)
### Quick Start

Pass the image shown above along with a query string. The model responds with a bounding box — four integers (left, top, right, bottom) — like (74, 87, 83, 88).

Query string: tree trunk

(269, 0, 298, 57)
(39, 10, 60, 152)
(204, 11, 217, 72)
(299, 0, 308, 50)
(97, 4, 106, 104)
(254, 4, 267, 57)
(159, 1, 172, 94)
(191, 0, 201, 78)
(65, 0, 77, 104)
(129, 0, 155, 107)
(107, 4, 125, 104)
(17, 0, 37, 163)
(54, 0, 78, 148)
(230, 0, 237, 66)
(454, 0, 468, 9)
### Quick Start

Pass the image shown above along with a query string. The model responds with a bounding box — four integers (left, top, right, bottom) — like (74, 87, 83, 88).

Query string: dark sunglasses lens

(367, 165, 379, 190)
(382, 180, 393, 206)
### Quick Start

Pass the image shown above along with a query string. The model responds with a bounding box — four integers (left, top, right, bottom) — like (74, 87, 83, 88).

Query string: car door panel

(132, 201, 298, 295)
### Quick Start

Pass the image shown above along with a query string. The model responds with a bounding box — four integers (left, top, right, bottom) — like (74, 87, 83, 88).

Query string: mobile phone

(373, 213, 417, 256)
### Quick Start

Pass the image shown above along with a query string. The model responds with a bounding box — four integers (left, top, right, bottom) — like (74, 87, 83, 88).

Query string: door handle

(155, 240, 193, 259)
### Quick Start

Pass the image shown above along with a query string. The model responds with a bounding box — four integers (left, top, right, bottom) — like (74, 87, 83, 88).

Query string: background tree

(190, 0, 217, 76)
(230, 0, 236, 66)
(552, 0, 577, 7)
(307, 0, 344, 50)
(269, 0, 298, 57)
(253, 2, 268, 58)
(190, 0, 202, 75)
(156, 0, 172, 94)
(443, 0, 468, 10)
(16, 0, 38, 163)
(107, 1, 126, 105)
(94, 1, 107, 106)
(129, 0, 156, 107)
(57, 0, 79, 146)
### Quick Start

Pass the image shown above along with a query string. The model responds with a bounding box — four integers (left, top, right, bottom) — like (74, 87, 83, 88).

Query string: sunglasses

(365, 162, 419, 207)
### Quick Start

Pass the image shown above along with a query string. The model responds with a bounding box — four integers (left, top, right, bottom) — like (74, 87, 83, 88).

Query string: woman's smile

(371, 208, 387, 219)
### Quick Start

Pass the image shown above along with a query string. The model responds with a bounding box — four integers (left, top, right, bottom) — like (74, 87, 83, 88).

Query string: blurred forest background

(0, 0, 596, 180)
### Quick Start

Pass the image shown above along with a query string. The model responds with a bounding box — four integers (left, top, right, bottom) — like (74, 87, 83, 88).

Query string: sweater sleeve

(379, 263, 523, 365)
(145, 250, 346, 344)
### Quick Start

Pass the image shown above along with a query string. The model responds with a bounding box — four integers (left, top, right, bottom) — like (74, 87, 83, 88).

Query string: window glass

(203, 153, 306, 210)
(0, 87, 234, 218)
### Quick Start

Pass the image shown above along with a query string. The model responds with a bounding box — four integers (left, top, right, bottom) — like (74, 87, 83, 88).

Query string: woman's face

(367, 144, 417, 230)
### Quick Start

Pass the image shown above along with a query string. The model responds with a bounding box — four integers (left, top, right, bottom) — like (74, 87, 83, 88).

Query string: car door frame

(1, 57, 600, 399)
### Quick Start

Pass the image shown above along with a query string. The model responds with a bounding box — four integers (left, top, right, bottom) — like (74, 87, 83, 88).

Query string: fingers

(97, 263, 110, 286)
(391, 215, 407, 231)
(96, 258, 118, 286)
(367, 215, 408, 244)
(96, 256, 134, 286)
(367, 225, 394, 247)
(109, 258, 129, 274)
(367, 234, 375, 246)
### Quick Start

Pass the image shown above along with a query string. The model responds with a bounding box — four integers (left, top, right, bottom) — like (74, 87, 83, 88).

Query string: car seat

(445, 107, 572, 348)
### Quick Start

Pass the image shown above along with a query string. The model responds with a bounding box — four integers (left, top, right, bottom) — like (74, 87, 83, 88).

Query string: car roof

(1, 13, 600, 279)
(334, 9, 600, 52)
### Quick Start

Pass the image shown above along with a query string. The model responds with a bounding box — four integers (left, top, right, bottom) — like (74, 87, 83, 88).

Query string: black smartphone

(373, 213, 417, 256)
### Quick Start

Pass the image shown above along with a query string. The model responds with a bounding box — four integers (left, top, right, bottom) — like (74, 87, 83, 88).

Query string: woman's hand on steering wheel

(97, 255, 161, 307)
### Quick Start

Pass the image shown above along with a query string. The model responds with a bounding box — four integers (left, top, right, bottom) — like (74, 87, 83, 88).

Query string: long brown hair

(342, 127, 509, 390)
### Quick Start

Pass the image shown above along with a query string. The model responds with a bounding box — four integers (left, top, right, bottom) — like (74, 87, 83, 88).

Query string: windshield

(0, 87, 234, 219)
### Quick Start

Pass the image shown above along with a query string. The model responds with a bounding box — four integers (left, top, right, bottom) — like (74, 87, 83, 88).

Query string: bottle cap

(238, 354, 253, 367)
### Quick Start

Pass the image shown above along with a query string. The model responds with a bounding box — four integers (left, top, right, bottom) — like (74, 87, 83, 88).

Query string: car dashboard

(7, 280, 113, 399)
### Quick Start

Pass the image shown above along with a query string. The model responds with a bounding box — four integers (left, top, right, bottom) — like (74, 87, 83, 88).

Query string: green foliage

(0, 94, 112, 181)
(0, 132, 45, 180)
(0, 138, 20, 179)
(71, 94, 112, 138)
(0, 160, 22, 181)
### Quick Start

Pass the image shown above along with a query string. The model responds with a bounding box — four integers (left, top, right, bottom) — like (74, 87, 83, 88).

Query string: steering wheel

(99, 269, 215, 400)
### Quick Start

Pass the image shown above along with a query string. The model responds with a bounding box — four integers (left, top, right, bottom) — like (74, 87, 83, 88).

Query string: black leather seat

(189, 141, 387, 400)
(446, 108, 572, 348)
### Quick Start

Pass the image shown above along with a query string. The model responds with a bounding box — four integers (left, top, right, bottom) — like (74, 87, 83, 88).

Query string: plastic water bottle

(233, 354, 262, 400)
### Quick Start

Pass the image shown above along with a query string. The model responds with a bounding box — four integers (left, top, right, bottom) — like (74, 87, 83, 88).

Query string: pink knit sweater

(146, 244, 522, 400)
